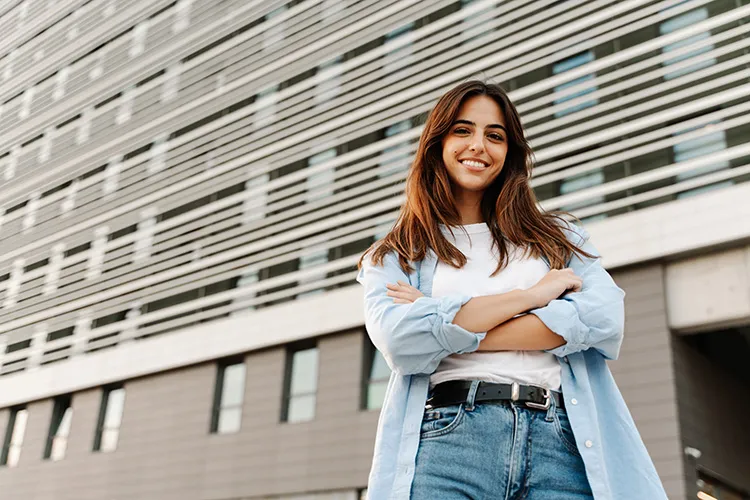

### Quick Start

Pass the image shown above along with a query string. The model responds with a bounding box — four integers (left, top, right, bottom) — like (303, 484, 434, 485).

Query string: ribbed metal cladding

(0, 0, 748, 374)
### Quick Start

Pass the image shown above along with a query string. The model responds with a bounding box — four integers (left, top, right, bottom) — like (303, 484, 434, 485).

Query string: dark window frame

(0, 406, 27, 466)
(44, 395, 72, 460)
(92, 384, 125, 452)
(210, 357, 246, 434)
(280, 339, 318, 423)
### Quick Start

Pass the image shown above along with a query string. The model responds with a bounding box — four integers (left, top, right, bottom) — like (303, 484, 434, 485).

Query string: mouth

(459, 159, 489, 172)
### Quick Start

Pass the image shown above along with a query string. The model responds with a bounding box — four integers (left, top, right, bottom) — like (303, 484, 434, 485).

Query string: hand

(527, 268, 582, 309)
(386, 280, 424, 304)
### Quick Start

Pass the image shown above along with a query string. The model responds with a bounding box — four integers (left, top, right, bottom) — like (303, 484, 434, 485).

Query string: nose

(469, 137, 484, 153)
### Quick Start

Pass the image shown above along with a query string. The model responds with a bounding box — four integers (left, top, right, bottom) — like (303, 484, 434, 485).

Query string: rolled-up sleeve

(357, 252, 486, 375)
(528, 225, 626, 361)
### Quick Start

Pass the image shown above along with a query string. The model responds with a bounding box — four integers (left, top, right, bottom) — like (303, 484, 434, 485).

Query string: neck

(453, 188, 484, 224)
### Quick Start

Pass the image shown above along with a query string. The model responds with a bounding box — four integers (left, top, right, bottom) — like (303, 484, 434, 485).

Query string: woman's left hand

(386, 280, 424, 304)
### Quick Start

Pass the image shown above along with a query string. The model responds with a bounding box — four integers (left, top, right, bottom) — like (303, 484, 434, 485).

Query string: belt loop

(544, 391, 556, 422)
(465, 380, 480, 412)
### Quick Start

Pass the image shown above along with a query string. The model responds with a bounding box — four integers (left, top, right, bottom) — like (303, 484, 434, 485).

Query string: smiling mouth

(459, 159, 489, 171)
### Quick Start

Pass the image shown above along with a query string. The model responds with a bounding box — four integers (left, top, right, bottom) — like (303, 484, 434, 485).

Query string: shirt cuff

(421, 294, 485, 354)
(529, 299, 588, 357)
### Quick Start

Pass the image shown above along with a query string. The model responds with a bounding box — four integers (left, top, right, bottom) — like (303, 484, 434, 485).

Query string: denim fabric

(411, 380, 593, 500)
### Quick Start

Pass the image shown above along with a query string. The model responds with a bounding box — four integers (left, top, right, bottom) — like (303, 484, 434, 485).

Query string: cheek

(491, 144, 509, 163)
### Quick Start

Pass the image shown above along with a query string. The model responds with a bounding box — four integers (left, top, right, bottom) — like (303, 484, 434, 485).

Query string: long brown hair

(358, 80, 594, 275)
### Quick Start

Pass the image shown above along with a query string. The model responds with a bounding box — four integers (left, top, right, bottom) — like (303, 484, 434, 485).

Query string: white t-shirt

(429, 222, 562, 391)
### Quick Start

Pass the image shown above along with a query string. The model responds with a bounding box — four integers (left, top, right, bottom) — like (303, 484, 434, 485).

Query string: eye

(453, 127, 470, 134)
(488, 133, 505, 141)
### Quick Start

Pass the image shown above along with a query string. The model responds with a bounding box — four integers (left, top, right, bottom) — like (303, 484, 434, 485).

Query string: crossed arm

(356, 228, 625, 375)
(387, 280, 567, 352)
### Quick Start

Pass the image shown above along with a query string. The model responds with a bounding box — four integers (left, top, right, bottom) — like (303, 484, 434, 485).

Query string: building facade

(0, 0, 748, 498)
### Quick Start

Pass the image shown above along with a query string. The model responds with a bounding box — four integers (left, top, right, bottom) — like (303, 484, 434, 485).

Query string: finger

(396, 280, 412, 288)
(386, 290, 409, 299)
(386, 283, 399, 290)
(393, 298, 412, 304)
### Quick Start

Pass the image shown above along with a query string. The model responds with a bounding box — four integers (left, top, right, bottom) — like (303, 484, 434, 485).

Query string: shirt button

(563, 356, 569, 364)
(585, 440, 593, 448)
(571, 398, 578, 405)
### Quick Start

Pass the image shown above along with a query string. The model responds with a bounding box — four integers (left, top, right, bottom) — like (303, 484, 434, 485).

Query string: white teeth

(461, 160, 487, 168)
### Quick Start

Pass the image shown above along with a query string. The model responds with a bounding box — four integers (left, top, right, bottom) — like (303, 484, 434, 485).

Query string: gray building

(0, 0, 749, 499)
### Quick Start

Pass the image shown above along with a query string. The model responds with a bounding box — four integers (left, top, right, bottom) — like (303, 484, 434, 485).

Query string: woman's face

(441, 94, 508, 198)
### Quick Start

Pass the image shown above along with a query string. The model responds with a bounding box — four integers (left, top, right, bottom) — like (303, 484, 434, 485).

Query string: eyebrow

(453, 119, 506, 132)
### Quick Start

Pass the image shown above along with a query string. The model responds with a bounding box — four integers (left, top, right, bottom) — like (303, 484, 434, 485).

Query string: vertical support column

(72, 310, 92, 356)
(85, 227, 109, 281)
(102, 155, 123, 196)
(38, 126, 54, 163)
(76, 106, 93, 144)
(61, 179, 80, 216)
(22, 192, 40, 233)
(27, 323, 48, 370)
(4, 258, 25, 309)
(122, 301, 143, 341)
(129, 22, 148, 58)
(4, 144, 20, 180)
(148, 134, 169, 175)
(134, 207, 158, 263)
(43, 243, 66, 296)
(19, 86, 35, 119)
(161, 63, 181, 103)
(116, 85, 135, 124)
(173, 0, 193, 33)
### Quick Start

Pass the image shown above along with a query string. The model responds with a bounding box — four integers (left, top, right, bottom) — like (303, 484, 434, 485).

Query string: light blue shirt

(356, 223, 668, 500)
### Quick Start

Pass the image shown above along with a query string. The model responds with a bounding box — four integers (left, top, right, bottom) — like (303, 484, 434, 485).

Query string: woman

(356, 81, 667, 499)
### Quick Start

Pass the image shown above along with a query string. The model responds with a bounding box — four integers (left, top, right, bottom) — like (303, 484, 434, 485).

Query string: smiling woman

(355, 80, 667, 500)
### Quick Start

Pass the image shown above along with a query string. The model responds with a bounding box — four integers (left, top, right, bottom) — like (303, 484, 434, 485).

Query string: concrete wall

(0, 329, 377, 500)
(610, 265, 686, 499)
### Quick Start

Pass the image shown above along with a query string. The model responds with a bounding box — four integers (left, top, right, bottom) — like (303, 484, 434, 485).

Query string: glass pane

(57, 407, 73, 438)
(100, 428, 119, 452)
(11, 409, 28, 446)
(7, 445, 21, 467)
(287, 394, 315, 423)
(367, 381, 388, 410)
(50, 436, 67, 461)
(220, 363, 246, 408)
(217, 407, 242, 434)
(290, 348, 318, 395)
(104, 388, 125, 428)
(370, 349, 390, 380)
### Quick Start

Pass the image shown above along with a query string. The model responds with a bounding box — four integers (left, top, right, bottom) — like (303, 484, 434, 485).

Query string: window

(1, 407, 28, 467)
(660, 8, 731, 198)
(211, 360, 246, 434)
(282, 343, 319, 423)
(362, 337, 390, 410)
(93, 386, 125, 452)
(44, 395, 73, 460)
(551, 51, 599, 118)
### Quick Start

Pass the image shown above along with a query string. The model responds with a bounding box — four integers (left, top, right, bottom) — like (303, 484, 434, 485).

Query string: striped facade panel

(0, 0, 748, 373)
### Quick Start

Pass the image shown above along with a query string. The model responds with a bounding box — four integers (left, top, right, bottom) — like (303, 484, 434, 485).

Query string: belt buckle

(525, 388, 551, 411)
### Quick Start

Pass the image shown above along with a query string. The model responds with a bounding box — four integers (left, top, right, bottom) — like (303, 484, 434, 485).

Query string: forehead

(455, 94, 505, 125)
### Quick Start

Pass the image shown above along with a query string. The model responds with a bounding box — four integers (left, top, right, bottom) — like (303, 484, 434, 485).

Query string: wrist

(518, 289, 542, 310)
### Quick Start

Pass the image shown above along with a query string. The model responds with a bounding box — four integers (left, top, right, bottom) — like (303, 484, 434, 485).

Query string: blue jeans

(411, 380, 594, 499)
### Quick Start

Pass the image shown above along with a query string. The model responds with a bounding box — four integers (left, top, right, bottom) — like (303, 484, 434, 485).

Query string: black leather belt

(426, 380, 564, 411)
